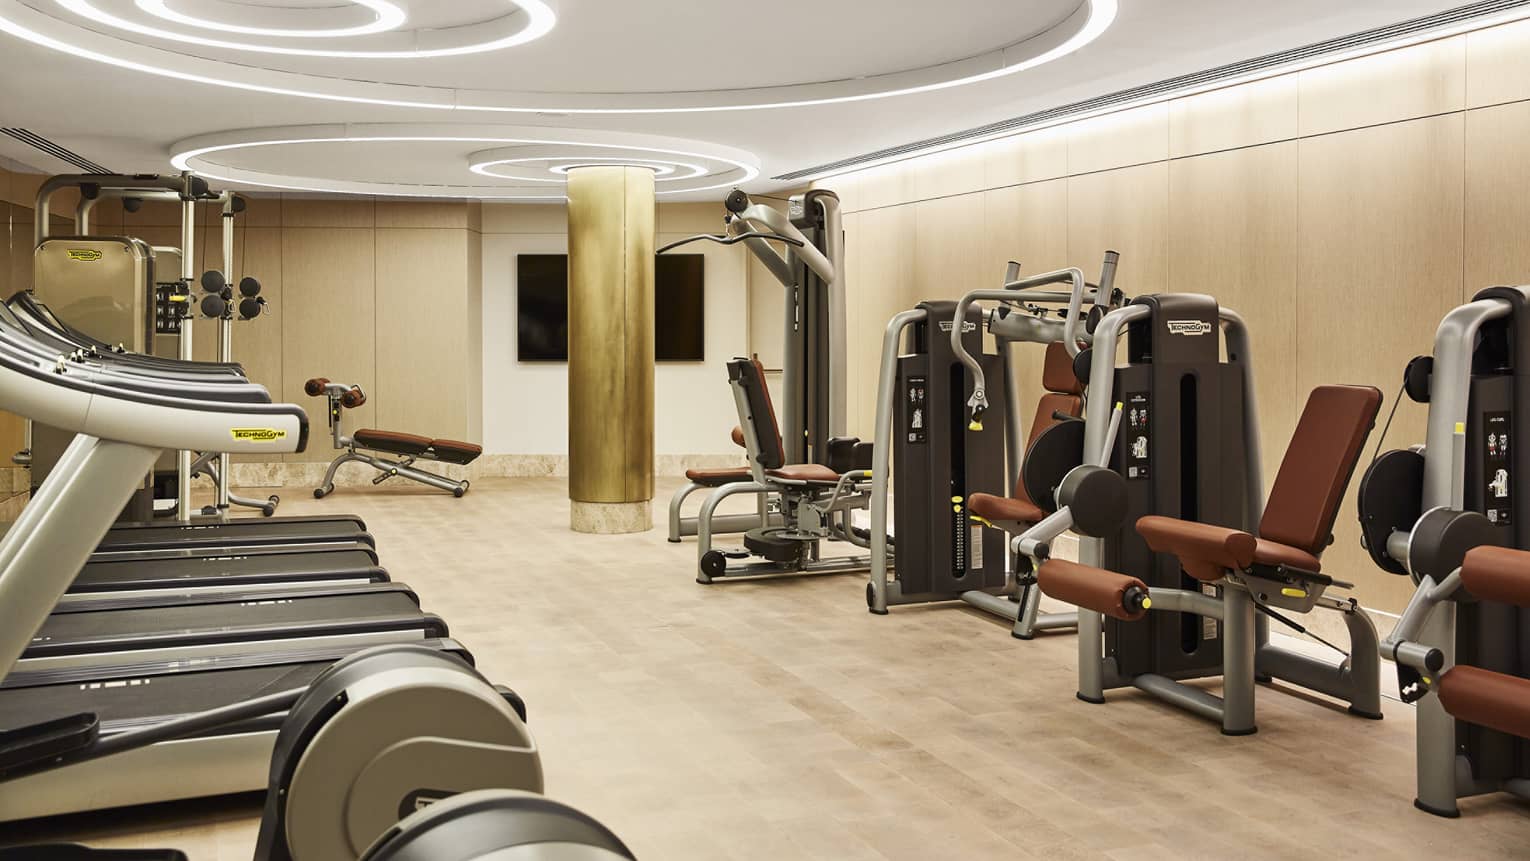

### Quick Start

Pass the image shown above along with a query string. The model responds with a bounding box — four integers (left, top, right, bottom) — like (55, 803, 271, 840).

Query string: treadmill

(3, 293, 373, 553)
(64, 542, 388, 599)
(0, 321, 482, 821)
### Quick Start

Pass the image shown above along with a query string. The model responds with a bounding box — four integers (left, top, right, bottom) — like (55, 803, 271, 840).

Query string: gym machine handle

(656, 231, 804, 255)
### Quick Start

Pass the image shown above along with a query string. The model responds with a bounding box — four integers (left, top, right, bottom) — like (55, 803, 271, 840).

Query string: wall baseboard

(230, 453, 745, 488)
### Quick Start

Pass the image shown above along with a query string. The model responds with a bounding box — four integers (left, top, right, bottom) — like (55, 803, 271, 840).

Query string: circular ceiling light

(52, 0, 556, 58)
(169, 124, 761, 200)
(133, 0, 406, 38)
(471, 156, 708, 183)
(0, 0, 1116, 112)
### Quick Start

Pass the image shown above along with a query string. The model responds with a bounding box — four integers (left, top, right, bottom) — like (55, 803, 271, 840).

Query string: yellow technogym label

(66, 249, 103, 262)
(231, 428, 287, 443)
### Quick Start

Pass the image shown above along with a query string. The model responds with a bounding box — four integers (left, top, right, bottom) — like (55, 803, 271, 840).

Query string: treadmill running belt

(95, 519, 368, 552)
(70, 549, 387, 592)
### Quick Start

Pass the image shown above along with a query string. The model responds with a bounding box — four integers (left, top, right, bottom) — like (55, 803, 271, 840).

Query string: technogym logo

(230, 428, 287, 443)
(1166, 320, 1212, 336)
(66, 248, 102, 262)
(938, 321, 979, 334)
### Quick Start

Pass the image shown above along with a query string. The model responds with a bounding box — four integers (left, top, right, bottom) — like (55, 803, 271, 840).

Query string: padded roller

(1037, 559, 1150, 621)
(1460, 545, 1530, 607)
(199, 270, 226, 293)
(730, 426, 746, 448)
(304, 378, 330, 397)
(239, 276, 262, 297)
(239, 297, 263, 320)
(341, 387, 367, 409)
(1438, 665, 1530, 740)
(199, 294, 227, 319)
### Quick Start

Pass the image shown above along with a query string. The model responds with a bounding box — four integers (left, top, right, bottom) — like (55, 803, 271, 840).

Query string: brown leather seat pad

(1253, 538, 1321, 572)
(428, 438, 483, 465)
(686, 467, 752, 487)
(1462, 545, 1530, 607)
(1137, 515, 1256, 581)
(731, 426, 746, 448)
(354, 429, 433, 455)
(1038, 559, 1148, 622)
(767, 464, 841, 483)
(968, 492, 1045, 526)
(1438, 665, 1530, 740)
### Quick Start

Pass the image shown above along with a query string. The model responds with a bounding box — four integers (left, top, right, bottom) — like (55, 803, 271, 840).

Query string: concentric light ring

(169, 124, 761, 200)
(53, 0, 556, 58)
(471, 156, 708, 183)
(134, 0, 405, 38)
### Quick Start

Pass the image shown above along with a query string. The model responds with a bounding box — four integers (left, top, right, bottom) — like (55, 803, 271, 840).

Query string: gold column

(567, 165, 655, 533)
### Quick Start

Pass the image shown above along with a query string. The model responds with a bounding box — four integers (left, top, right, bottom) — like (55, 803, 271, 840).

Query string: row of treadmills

(0, 290, 512, 824)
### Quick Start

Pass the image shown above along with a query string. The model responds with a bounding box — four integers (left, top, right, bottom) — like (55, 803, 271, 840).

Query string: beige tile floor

(4, 476, 1530, 859)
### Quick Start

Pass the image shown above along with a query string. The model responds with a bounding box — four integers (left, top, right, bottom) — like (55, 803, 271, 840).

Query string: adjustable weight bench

(305, 377, 481, 498)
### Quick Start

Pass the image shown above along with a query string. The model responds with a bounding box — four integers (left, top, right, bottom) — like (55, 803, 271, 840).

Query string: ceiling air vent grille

(0, 128, 112, 174)
(773, 0, 1530, 182)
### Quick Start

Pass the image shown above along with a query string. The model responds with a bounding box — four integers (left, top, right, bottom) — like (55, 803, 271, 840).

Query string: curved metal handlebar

(656, 230, 806, 255)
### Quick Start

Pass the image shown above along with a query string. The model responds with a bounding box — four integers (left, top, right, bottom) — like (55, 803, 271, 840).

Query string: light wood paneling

(374, 229, 472, 441)
(1296, 114, 1465, 612)
(907, 145, 986, 204)
(1068, 104, 1169, 175)
(1466, 16, 1530, 108)
(849, 161, 914, 212)
(1066, 162, 1169, 295)
(982, 125, 1069, 189)
(481, 202, 567, 234)
(280, 228, 376, 461)
(1465, 101, 1530, 290)
(1168, 74, 1299, 158)
(280, 197, 375, 229)
(1298, 37, 1465, 137)
(230, 227, 286, 462)
(375, 201, 470, 230)
(844, 205, 916, 438)
(911, 193, 988, 308)
(1168, 143, 1300, 485)
(466, 229, 483, 444)
(240, 195, 282, 228)
(657, 202, 727, 235)
(747, 250, 787, 370)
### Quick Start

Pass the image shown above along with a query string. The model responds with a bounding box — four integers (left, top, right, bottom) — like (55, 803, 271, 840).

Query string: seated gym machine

(306, 378, 482, 498)
(865, 254, 1121, 640)
(695, 356, 875, 582)
(663, 188, 845, 544)
(1022, 293, 1385, 733)
(1359, 284, 1530, 816)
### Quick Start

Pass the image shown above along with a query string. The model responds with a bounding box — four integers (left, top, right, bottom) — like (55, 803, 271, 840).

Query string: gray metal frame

(1375, 288, 1528, 816)
(1064, 302, 1380, 734)
(666, 480, 775, 541)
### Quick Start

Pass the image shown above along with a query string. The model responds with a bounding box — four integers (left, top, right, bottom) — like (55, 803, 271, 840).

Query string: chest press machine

(306, 379, 482, 498)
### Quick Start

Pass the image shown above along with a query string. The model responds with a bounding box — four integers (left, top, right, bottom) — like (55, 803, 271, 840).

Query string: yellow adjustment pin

(1141, 598, 1152, 609)
(1422, 676, 1432, 685)
(1455, 422, 1466, 433)
(952, 504, 963, 514)
(1281, 587, 1308, 599)
(1116, 401, 1124, 410)
(969, 420, 983, 431)
(971, 515, 994, 528)
(951, 496, 963, 503)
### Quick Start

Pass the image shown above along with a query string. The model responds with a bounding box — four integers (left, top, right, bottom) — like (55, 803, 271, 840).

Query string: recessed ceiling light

(133, 0, 406, 38)
(53, 0, 555, 58)
(472, 156, 708, 182)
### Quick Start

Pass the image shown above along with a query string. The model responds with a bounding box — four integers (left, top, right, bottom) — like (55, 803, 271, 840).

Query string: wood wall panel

(280, 228, 376, 461)
(1168, 74, 1299, 158)
(1067, 103, 1169, 175)
(1298, 37, 1465, 137)
(374, 229, 471, 441)
(848, 161, 913, 212)
(1167, 143, 1300, 485)
(844, 205, 916, 438)
(911, 193, 988, 308)
(229, 227, 286, 462)
(1464, 101, 1530, 290)
(1066, 162, 1169, 295)
(982, 125, 1069, 190)
(374, 201, 470, 229)
(280, 197, 375, 229)
(481, 202, 566, 234)
(1295, 114, 1465, 610)
(907, 145, 986, 204)
(1466, 17, 1530, 109)
(466, 229, 483, 444)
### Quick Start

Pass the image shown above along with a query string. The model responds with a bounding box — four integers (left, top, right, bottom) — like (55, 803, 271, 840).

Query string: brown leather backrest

(1042, 342, 1083, 395)
(1013, 393, 1084, 504)
(1461, 546, 1530, 607)
(1258, 385, 1382, 556)
(728, 357, 786, 470)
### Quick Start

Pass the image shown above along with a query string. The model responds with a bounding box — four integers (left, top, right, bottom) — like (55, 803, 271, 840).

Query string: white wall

(480, 202, 751, 456)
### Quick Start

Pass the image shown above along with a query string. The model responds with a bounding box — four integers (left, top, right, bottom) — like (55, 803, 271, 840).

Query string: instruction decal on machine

(230, 428, 288, 443)
(65, 248, 103, 262)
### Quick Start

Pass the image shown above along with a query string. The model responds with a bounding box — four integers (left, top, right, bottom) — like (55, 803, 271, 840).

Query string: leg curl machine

(306, 378, 481, 498)
(1360, 284, 1530, 816)
(1023, 294, 1384, 733)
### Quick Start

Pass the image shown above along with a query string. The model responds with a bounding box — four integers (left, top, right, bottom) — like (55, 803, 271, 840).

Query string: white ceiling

(0, 0, 1485, 200)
